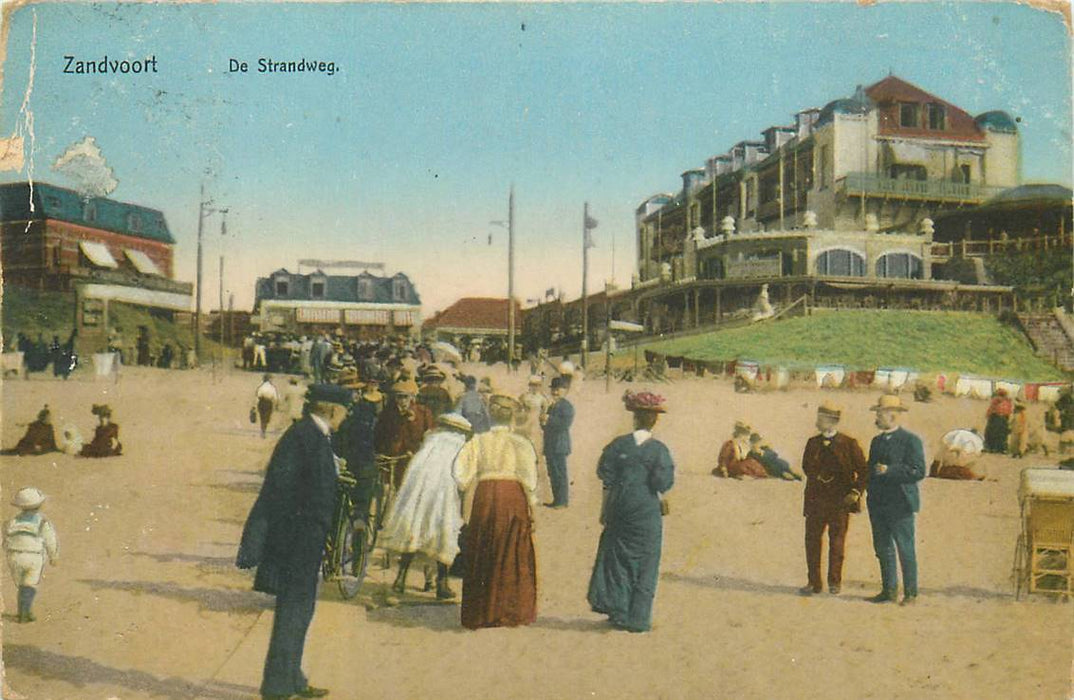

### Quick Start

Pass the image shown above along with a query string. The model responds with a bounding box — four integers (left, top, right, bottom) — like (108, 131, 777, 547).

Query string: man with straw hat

(374, 379, 435, 490)
(800, 401, 867, 596)
(5, 487, 59, 623)
(588, 390, 674, 633)
(865, 393, 926, 605)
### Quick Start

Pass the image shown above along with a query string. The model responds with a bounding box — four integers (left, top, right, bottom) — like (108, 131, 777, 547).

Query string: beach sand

(1, 363, 1070, 699)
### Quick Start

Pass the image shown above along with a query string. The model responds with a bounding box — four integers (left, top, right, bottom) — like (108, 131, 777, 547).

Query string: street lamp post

(194, 183, 227, 365)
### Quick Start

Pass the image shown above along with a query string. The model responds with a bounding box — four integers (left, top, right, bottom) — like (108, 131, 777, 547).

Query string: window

(358, 278, 373, 299)
(888, 164, 928, 181)
(815, 249, 866, 277)
(760, 176, 779, 204)
(900, 103, 920, 128)
(876, 253, 923, 279)
(83, 201, 97, 223)
(275, 280, 289, 296)
(311, 281, 325, 299)
(127, 212, 143, 233)
(959, 164, 971, 184)
(927, 103, 946, 130)
(393, 278, 408, 301)
(818, 145, 829, 189)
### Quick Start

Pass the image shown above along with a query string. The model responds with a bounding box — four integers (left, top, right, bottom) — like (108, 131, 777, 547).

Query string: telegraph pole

(581, 202, 590, 370)
(194, 184, 205, 360)
(507, 185, 516, 373)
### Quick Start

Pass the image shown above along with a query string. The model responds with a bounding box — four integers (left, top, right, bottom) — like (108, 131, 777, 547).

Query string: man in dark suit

(865, 394, 926, 605)
(800, 402, 868, 596)
(541, 376, 575, 508)
(237, 383, 352, 700)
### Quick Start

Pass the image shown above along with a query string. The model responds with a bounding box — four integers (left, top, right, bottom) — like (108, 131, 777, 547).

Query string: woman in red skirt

(453, 393, 538, 629)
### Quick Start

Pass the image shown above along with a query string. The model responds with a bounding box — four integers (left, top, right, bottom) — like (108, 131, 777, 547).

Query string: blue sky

(1, 2, 1070, 314)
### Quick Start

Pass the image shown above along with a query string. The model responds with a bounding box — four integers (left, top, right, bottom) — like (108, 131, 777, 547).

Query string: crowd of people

(11, 330, 78, 378)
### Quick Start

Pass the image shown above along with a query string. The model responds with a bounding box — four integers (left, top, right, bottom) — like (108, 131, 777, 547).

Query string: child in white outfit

(5, 487, 59, 623)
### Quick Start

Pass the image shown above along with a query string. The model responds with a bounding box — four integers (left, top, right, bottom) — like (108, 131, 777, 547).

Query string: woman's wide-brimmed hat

(528, 375, 543, 386)
(91, 403, 113, 417)
(869, 394, 909, 412)
(11, 487, 45, 510)
(437, 412, 473, 433)
(622, 390, 667, 413)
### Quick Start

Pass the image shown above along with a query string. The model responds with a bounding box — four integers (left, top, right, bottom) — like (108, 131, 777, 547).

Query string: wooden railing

(839, 173, 1003, 203)
(931, 231, 1073, 259)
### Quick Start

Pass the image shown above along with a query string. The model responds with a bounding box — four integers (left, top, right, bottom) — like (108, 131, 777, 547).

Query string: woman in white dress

(380, 412, 472, 599)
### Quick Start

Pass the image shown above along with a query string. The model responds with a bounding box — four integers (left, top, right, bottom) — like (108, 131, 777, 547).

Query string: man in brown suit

(800, 402, 868, 595)
(374, 380, 435, 489)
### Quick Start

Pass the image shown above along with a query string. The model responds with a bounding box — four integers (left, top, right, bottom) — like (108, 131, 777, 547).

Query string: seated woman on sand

(712, 423, 768, 479)
(929, 428, 985, 481)
(80, 404, 122, 458)
(4, 406, 58, 456)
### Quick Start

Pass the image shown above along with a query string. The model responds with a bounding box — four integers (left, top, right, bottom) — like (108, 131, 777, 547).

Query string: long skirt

(461, 480, 537, 630)
(587, 507, 663, 632)
(984, 414, 1010, 453)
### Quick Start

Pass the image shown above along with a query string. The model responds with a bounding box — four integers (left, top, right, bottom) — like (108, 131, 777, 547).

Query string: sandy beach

(1, 363, 1071, 700)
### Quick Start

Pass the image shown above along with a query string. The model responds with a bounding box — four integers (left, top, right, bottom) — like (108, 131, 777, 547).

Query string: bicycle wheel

(322, 507, 345, 582)
(337, 513, 363, 599)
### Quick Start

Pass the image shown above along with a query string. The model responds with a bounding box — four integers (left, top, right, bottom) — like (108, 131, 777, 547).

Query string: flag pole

(581, 202, 589, 370)
(508, 185, 516, 373)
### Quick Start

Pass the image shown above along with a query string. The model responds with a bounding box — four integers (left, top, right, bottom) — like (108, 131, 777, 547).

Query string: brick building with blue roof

(0, 181, 192, 310)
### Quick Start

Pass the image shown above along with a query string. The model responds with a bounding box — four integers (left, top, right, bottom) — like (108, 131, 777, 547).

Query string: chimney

(795, 108, 821, 138)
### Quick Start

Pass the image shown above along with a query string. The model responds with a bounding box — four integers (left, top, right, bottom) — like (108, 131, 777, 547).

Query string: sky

(0, 1, 1070, 316)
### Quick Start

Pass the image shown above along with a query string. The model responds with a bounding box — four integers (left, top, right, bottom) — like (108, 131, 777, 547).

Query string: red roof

(865, 75, 985, 142)
(424, 297, 522, 332)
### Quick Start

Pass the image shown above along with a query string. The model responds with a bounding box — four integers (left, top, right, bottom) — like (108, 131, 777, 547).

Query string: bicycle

(321, 471, 368, 599)
(370, 453, 410, 569)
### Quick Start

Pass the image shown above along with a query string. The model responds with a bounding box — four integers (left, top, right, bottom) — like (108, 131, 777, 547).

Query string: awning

(884, 140, 930, 164)
(124, 249, 162, 276)
(79, 284, 191, 312)
(79, 241, 119, 269)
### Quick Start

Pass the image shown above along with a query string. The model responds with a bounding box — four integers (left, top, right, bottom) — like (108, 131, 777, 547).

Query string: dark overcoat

(237, 416, 338, 595)
(542, 398, 574, 456)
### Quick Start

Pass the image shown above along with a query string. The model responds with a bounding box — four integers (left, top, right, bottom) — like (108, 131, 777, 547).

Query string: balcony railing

(838, 173, 1003, 203)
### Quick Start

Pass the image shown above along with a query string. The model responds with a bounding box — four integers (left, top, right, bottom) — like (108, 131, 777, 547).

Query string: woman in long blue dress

(587, 390, 675, 632)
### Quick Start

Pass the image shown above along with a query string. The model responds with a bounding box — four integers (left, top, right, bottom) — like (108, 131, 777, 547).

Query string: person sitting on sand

(4, 406, 59, 456)
(929, 428, 985, 481)
(80, 405, 122, 458)
(713, 423, 768, 479)
(749, 433, 802, 481)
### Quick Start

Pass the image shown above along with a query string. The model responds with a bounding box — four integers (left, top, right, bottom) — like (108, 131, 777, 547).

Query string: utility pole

(218, 211, 228, 349)
(581, 202, 590, 370)
(507, 185, 516, 373)
(195, 184, 205, 360)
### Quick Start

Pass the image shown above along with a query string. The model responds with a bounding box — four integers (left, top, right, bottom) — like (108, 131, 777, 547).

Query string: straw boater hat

(339, 375, 364, 390)
(362, 385, 384, 403)
(11, 487, 45, 510)
(528, 375, 543, 386)
(437, 413, 473, 433)
(622, 390, 667, 413)
(817, 401, 842, 420)
(869, 394, 909, 412)
(489, 393, 521, 412)
(391, 379, 420, 396)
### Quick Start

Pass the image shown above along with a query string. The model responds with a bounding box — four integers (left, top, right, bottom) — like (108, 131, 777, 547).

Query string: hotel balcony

(838, 173, 1003, 204)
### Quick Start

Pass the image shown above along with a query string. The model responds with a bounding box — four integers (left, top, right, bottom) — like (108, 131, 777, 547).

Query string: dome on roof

(987, 184, 1072, 205)
(975, 110, 1018, 134)
(816, 91, 875, 127)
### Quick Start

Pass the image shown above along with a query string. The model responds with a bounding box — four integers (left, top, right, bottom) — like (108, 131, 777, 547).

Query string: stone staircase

(1018, 311, 1074, 372)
